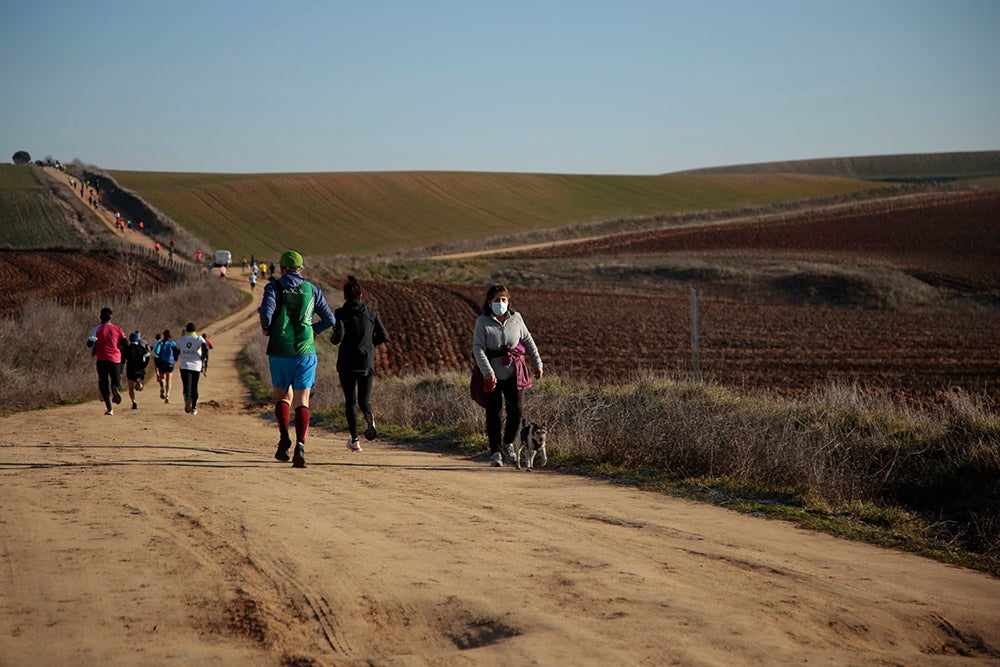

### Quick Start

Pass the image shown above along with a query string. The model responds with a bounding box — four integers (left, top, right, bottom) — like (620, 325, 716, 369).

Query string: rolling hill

(677, 150, 1000, 182)
(0, 164, 84, 250)
(103, 170, 879, 259)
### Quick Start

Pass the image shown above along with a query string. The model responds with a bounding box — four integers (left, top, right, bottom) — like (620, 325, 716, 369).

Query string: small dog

(515, 421, 548, 471)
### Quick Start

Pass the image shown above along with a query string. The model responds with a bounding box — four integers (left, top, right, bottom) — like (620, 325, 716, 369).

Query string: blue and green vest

(267, 281, 317, 356)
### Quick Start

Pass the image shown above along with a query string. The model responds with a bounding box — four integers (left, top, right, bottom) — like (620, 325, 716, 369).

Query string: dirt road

(2, 296, 1000, 666)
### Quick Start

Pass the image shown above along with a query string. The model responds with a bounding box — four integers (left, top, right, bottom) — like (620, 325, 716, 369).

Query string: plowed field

(508, 191, 1000, 288)
(361, 282, 1000, 404)
(357, 192, 1000, 404)
(0, 251, 172, 314)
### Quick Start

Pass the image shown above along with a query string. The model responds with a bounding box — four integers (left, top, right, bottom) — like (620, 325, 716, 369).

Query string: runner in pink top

(88, 307, 127, 415)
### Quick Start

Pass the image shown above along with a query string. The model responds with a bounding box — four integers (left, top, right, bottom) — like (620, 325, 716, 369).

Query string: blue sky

(2, 0, 997, 174)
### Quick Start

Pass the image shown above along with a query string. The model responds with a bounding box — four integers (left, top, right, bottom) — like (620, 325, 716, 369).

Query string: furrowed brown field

(507, 191, 1000, 288)
(357, 281, 1000, 404)
(0, 250, 172, 314)
(353, 190, 1000, 405)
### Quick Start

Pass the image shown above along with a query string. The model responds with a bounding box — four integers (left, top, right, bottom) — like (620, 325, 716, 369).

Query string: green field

(0, 165, 83, 250)
(108, 169, 879, 259)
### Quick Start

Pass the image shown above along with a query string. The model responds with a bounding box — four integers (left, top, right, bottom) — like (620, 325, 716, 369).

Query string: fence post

(690, 288, 701, 382)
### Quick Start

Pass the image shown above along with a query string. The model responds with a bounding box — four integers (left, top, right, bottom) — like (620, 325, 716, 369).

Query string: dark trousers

(339, 372, 374, 440)
(96, 360, 121, 409)
(485, 375, 523, 453)
(181, 369, 201, 407)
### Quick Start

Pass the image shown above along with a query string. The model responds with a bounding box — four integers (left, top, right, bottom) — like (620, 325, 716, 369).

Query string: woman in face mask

(472, 284, 544, 467)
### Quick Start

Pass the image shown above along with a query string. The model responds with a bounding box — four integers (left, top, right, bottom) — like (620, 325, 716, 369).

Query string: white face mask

(491, 301, 508, 316)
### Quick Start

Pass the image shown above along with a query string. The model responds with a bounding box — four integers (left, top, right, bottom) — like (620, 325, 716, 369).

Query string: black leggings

(485, 375, 523, 453)
(339, 372, 373, 439)
(96, 360, 122, 409)
(181, 369, 201, 407)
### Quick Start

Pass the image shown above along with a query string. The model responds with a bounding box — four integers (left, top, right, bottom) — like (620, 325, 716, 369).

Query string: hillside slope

(105, 170, 877, 258)
(0, 165, 84, 250)
(678, 150, 1000, 181)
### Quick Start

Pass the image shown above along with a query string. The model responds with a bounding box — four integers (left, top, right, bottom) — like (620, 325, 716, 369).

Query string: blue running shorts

(269, 354, 318, 390)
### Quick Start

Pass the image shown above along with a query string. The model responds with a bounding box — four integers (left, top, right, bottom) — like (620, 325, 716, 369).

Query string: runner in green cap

(259, 250, 336, 468)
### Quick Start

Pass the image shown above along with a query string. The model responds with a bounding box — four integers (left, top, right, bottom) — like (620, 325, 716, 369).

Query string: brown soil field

(0, 250, 172, 314)
(358, 282, 1000, 404)
(507, 191, 1000, 289)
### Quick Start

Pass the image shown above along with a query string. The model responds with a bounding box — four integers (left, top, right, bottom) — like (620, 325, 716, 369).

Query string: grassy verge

(235, 355, 1000, 577)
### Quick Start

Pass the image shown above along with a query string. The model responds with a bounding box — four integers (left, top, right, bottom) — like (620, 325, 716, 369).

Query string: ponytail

(343, 275, 363, 301)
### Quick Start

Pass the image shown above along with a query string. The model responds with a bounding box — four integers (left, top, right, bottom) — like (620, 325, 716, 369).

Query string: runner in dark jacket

(122, 331, 151, 410)
(332, 276, 389, 452)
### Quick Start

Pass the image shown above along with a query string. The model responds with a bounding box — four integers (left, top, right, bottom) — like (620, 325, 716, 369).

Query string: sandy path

(2, 295, 1000, 665)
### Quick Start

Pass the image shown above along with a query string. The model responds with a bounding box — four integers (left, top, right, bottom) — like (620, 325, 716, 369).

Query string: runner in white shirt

(178, 322, 211, 415)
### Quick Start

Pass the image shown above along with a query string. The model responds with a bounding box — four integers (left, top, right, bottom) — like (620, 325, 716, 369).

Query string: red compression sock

(294, 406, 310, 443)
(275, 401, 291, 440)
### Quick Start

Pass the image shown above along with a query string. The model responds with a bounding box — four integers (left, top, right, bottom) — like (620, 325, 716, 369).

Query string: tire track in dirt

(239, 529, 358, 658)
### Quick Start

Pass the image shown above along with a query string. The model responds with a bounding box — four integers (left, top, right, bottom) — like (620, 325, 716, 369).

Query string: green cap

(280, 250, 303, 268)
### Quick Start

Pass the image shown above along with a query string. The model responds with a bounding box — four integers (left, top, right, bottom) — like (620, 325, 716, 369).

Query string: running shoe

(292, 442, 306, 468)
(191, 408, 198, 415)
(132, 402, 138, 410)
(184, 397, 192, 413)
(164, 395, 169, 403)
(105, 408, 114, 416)
(504, 443, 517, 464)
(490, 452, 503, 467)
(112, 387, 122, 405)
(274, 437, 291, 462)
(347, 438, 362, 452)
(135, 379, 143, 391)
(363, 413, 377, 441)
